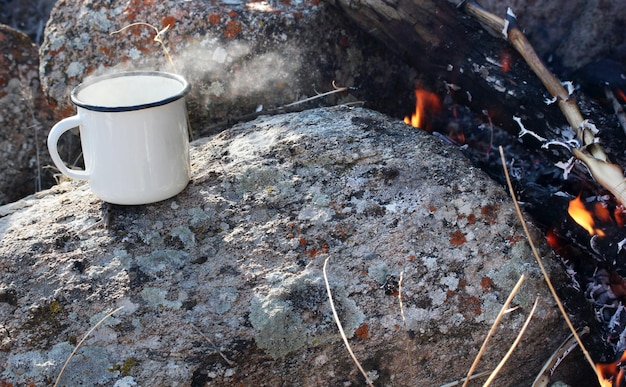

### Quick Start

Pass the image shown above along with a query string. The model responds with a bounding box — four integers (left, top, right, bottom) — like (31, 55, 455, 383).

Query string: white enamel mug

(47, 71, 191, 205)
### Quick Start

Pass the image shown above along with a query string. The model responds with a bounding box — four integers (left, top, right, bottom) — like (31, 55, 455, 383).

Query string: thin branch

(191, 325, 236, 366)
(462, 274, 525, 387)
(201, 84, 354, 133)
(283, 85, 348, 108)
(499, 146, 601, 382)
(111, 22, 177, 73)
(323, 256, 374, 386)
(398, 270, 406, 323)
(483, 297, 539, 386)
(54, 306, 124, 387)
(533, 326, 590, 386)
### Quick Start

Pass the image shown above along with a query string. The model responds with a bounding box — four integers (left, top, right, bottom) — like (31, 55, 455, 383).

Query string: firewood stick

(459, 0, 626, 205)
(460, 1, 589, 144)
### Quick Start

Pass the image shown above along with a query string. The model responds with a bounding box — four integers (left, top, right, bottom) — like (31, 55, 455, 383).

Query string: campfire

(391, 2, 626, 384)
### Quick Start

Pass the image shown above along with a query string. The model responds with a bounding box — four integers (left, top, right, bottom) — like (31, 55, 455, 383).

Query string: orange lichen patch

(355, 323, 369, 339)
(123, 0, 155, 22)
(428, 205, 437, 212)
(98, 45, 112, 57)
(506, 234, 524, 246)
(481, 203, 500, 224)
(449, 229, 467, 246)
(227, 10, 239, 18)
(305, 240, 329, 258)
(480, 276, 494, 292)
(463, 296, 482, 317)
(298, 237, 307, 246)
(208, 13, 221, 25)
(49, 45, 66, 56)
(224, 20, 242, 39)
(162, 16, 176, 29)
(408, 255, 416, 262)
(466, 213, 476, 224)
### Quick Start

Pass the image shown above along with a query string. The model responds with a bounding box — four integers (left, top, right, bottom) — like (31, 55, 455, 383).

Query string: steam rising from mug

(47, 71, 191, 205)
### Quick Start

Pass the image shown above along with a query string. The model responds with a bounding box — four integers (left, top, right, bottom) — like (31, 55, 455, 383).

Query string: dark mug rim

(70, 71, 190, 113)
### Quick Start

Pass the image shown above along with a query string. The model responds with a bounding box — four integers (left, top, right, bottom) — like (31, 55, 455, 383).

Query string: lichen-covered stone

(39, 0, 414, 138)
(0, 107, 568, 385)
(0, 24, 59, 205)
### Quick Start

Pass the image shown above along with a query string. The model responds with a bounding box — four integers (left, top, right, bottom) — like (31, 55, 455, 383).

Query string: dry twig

(532, 326, 590, 387)
(191, 325, 236, 366)
(461, 274, 525, 387)
(483, 297, 539, 386)
(202, 83, 353, 133)
(323, 256, 374, 386)
(54, 306, 124, 387)
(111, 22, 176, 73)
(499, 146, 601, 382)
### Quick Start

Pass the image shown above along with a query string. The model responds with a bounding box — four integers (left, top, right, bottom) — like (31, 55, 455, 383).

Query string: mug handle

(47, 115, 89, 181)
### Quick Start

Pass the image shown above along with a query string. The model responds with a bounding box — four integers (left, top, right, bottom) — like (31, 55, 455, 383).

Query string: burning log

(328, 0, 626, 188)
(327, 0, 568, 134)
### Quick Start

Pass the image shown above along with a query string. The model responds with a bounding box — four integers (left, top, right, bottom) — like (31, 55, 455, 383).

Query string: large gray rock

(39, 0, 413, 138)
(0, 107, 567, 385)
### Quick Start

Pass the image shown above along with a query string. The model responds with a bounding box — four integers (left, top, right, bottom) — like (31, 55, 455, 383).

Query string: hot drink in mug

(47, 71, 191, 205)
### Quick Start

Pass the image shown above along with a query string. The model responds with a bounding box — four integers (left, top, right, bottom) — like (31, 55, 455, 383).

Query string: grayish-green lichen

(134, 250, 189, 275)
(249, 269, 364, 359)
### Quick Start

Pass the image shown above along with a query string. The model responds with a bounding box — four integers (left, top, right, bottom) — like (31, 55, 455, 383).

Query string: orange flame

(568, 195, 606, 237)
(404, 89, 441, 131)
(616, 89, 626, 104)
(597, 351, 626, 387)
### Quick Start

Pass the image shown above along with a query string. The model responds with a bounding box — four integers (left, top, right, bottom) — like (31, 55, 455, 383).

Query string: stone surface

(0, 24, 61, 206)
(38, 0, 414, 138)
(0, 107, 570, 386)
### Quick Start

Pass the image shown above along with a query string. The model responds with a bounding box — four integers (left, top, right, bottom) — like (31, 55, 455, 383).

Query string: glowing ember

(597, 351, 626, 387)
(616, 89, 626, 104)
(545, 229, 560, 250)
(568, 195, 606, 237)
(500, 51, 512, 73)
(404, 89, 441, 131)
